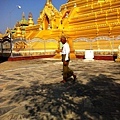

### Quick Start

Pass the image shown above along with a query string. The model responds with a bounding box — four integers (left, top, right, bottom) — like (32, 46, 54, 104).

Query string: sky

(0, 0, 67, 33)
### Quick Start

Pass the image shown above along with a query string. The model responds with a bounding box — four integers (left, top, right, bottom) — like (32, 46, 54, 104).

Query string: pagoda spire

(22, 12, 25, 19)
(28, 12, 33, 18)
(46, 0, 52, 4)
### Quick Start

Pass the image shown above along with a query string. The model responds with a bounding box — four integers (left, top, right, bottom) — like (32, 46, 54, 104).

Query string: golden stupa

(6, 0, 120, 60)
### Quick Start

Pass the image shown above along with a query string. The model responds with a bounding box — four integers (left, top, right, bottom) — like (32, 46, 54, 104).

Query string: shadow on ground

(0, 56, 9, 63)
(5, 74, 120, 120)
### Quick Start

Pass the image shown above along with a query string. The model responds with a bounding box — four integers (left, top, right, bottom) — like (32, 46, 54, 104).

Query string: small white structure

(84, 49, 94, 61)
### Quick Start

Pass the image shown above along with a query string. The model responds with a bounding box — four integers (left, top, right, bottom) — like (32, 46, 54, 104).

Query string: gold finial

(22, 12, 25, 19)
(46, 0, 52, 4)
(28, 12, 33, 18)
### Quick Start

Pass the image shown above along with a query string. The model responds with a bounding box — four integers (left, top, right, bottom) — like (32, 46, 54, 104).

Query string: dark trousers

(62, 54, 73, 80)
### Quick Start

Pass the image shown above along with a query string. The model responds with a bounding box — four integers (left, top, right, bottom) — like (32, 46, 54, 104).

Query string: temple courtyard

(0, 58, 120, 120)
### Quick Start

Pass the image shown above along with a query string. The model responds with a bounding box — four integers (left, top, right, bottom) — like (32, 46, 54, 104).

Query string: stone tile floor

(0, 59, 120, 120)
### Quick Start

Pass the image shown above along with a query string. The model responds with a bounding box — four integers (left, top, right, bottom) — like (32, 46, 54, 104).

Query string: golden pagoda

(58, 0, 120, 59)
(12, 12, 28, 39)
(8, 0, 120, 59)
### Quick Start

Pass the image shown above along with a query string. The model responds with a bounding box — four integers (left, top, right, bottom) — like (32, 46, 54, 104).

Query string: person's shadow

(7, 74, 120, 120)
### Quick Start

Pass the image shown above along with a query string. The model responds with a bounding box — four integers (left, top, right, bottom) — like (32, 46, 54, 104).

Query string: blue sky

(0, 0, 66, 33)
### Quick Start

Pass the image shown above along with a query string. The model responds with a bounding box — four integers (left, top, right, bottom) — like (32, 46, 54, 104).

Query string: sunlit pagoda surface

(7, 0, 120, 60)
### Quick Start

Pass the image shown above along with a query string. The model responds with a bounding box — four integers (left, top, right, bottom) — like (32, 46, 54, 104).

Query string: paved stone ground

(0, 58, 120, 120)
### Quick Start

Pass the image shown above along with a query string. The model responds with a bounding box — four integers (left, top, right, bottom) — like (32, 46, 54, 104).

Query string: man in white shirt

(60, 36, 76, 83)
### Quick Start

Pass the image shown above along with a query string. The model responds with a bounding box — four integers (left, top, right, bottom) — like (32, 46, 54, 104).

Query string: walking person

(60, 36, 76, 83)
